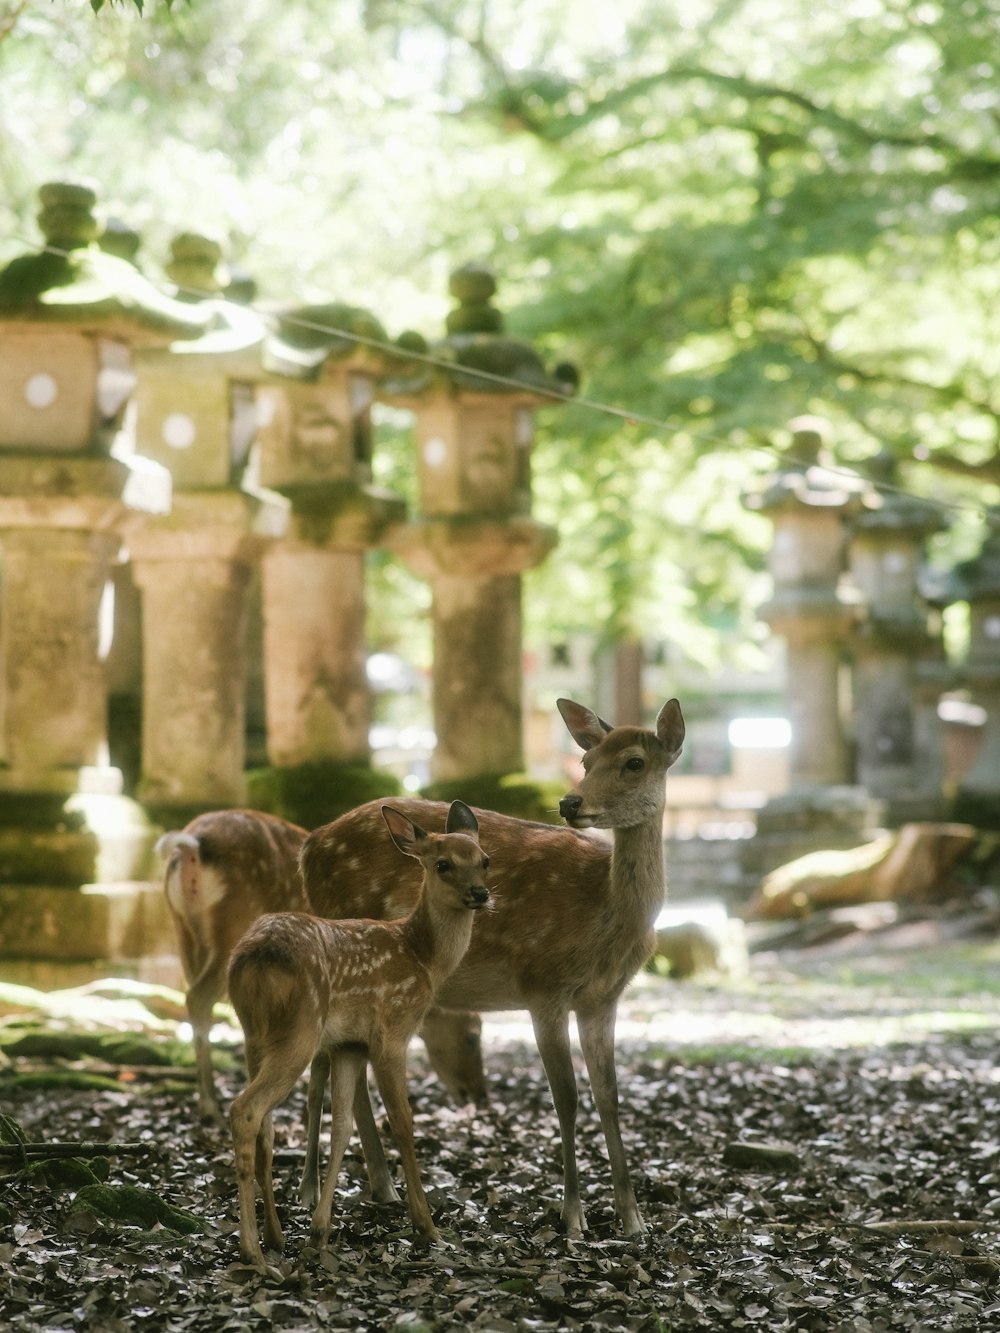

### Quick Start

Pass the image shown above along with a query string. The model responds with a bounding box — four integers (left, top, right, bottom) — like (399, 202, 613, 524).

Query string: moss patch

(245, 761, 403, 830)
(419, 773, 564, 823)
(27, 1156, 111, 1189)
(68, 1183, 203, 1234)
(0, 1029, 190, 1068)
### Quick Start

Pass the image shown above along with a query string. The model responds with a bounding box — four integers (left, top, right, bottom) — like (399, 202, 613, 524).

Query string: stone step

(0, 880, 174, 965)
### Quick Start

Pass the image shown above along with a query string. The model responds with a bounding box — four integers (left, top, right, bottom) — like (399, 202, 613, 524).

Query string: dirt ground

(3, 921, 1000, 1331)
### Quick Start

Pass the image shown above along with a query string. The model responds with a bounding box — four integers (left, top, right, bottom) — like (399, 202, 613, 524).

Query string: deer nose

(470, 885, 490, 906)
(559, 795, 582, 819)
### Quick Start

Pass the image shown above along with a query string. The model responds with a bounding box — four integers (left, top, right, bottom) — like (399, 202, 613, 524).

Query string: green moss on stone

(27, 1156, 110, 1189)
(6, 1071, 125, 1092)
(246, 761, 402, 830)
(419, 773, 564, 823)
(69, 1183, 203, 1234)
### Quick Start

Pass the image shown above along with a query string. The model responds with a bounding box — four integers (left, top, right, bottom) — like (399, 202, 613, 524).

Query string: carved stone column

(953, 509, 1000, 828)
(130, 231, 287, 818)
(248, 303, 406, 824)
(129, 495, 284, 812)
(385, 264, 574, 783)
(848, 450, 950, 821)
(0, 181, 206, 980)
(742, 417, 879, 879)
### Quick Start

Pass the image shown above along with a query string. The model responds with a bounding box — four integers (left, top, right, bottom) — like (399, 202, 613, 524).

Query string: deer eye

(624, 756, 645, 773)
(482, 855, 490, 871)
(435, 859, 451, 874)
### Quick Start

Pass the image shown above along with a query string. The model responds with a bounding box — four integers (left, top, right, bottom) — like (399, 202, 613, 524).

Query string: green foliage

(2, 0, 998, 662)
(88, 0, 187, 14)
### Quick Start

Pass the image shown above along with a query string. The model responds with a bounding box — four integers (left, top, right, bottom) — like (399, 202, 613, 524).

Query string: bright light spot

(939, 698, 987, 726)
(163, 413, 196, 449)
(25, 372, 58, 409)
(423, 437, 448, 467)
(728, 717, 791, 749)
(98, 580, 115, 662)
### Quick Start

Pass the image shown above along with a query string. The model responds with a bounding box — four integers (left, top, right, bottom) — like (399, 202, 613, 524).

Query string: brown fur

(157, 809, 307, 1122)
(228, 802, 490, 1271)
(299, 697, 685, 1237)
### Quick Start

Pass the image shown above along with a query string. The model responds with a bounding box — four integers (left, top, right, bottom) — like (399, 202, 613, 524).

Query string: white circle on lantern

(25, 372, 58, 409)
(423, 437, 448, 468)
(985, 615, 1000, 640)
(162, 413, 197, 450)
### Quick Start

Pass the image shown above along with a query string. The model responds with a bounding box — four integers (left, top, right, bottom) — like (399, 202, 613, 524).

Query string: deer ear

(381, 805, 423, 857)
(655, 698, 685, 766)
(446, 800, 479, 835)
(557, 698, 614, 751)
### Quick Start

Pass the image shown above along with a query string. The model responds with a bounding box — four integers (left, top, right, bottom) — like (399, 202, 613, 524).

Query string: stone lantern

(847, 450, 950, 819)
(127, 232, 288, 815)
(0, 180, 208, 975)
(742, 417, 880, 876)
(952, 508, 1000, 827)
(247, 302, 406, 818)
(384, 263, 575, 782)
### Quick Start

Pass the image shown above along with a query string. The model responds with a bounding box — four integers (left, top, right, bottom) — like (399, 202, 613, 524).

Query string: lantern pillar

(847, 450, 950, 821)
(742, 417, 879, 879)
(249, 303, 406, 825)
(0, 181, 207, 981)
(386, 264, 573, 783)
(129, 231, 288, 818)
(952, 510, 1000, 828)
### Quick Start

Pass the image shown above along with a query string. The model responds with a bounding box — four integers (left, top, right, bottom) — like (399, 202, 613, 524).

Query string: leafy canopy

(2, 0, 997, 663)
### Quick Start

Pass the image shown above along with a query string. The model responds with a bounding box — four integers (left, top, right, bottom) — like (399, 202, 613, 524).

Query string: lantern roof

(262, 301, 390, 379)
(384, 261, 578, 401)
(745, 416, 868, 515)
(0, 182, 210, 343)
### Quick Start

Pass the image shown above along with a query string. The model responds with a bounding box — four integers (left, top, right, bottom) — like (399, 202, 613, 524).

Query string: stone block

(0, 881, 174, 963)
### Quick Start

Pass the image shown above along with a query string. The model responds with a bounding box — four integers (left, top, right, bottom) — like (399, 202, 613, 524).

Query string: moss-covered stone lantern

(127, 232, 288, 816)
(742, 417, 879, 877)
(0, 181, 209, 977)
(383, 263, 575, 783)
(240, 302, 406, 822)
(952, 508, 1000, 828)
(847, 450, 951, 819)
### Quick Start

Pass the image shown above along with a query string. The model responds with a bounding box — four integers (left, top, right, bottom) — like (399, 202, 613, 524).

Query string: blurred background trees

(1, 0, 996, 691)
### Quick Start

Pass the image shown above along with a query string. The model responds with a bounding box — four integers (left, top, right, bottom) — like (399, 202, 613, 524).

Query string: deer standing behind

(156, 809, 308, 1122)
(301, 697, 685, 1238)
(228, 801, 491, 1272)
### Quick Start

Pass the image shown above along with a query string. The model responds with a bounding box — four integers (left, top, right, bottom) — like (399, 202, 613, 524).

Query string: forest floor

(3, 908, 1000, 1331)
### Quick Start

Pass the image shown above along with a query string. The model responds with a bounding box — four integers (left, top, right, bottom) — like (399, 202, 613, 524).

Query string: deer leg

(352, 1067, 399, 1204)
(370, 1045, 438, 1240)
(185, 965, 227, 1124)
(577, 1003, 644, 1236)
(230, 1031, 316, 1270)
(530, 1009, 586, 1237)
(310, 1048, 366, 1248)
(300, 1051, 329, 1208)
(419, 1006, 488, 1106)
(255, 1109, 282, 1251)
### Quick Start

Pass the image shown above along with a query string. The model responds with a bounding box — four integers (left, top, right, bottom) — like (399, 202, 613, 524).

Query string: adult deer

(156, 809, 308, 1122)
(228, 801, 490, 1271)
(301, 697, 685, 1237)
